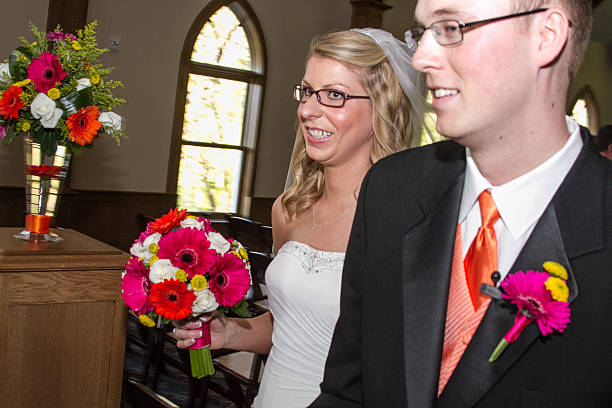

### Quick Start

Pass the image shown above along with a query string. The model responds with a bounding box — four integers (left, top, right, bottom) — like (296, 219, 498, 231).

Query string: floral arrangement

(122, 208, 252, 378)
(0, 21, 125, 157)
(488, 261, 571, 362)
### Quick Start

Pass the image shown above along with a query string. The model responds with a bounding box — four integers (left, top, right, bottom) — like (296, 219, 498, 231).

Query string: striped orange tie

(463, 190, 499, 310)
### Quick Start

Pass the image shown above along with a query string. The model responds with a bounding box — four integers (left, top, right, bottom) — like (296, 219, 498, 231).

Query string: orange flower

(66, 105, 102, 145)
(148, 278, 195, 320)
(0, 86, 23, 119)
(147, 208, 189, 235)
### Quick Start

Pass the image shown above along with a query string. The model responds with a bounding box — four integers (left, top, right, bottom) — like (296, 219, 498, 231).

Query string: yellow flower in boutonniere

(543, 261, 568, 280)
(139, 314, 156, 327)
(71, 41, 82, 50)
(47, 87, 60, 100)
(545, 277, 569, 302)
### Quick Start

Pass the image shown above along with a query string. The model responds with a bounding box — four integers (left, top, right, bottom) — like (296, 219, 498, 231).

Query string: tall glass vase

(14, 133, 71, 242)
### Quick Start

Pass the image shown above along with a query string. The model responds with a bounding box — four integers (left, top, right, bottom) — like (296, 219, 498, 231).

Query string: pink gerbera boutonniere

(488, 262, 571, 362)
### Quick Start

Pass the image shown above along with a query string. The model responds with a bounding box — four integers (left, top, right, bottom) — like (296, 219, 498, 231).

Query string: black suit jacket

(310, 128, 612, 407)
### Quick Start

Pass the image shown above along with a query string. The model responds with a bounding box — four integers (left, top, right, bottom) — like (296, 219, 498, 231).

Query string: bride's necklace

(312, 204, 352, 230)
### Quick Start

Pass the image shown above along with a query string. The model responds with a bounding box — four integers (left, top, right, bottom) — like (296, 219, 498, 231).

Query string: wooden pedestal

(0, 228, 129, 407)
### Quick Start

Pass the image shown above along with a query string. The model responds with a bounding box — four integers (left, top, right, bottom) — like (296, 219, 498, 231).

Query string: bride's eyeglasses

(293, 85, 370, 108)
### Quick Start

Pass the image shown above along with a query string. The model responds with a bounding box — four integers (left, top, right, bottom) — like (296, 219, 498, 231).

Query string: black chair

(227, 216, 273, 255)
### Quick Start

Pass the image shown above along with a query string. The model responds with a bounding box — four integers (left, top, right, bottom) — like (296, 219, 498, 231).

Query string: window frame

(167, 0, 267, 216)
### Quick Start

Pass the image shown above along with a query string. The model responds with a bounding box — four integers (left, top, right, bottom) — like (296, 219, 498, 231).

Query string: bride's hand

(172, 312, 229, 350)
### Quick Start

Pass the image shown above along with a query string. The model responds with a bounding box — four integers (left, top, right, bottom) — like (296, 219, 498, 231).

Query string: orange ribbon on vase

(25, 214, 52, 234)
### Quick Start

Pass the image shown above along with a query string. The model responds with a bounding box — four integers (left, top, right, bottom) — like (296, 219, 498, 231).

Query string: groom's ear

(534, 7, 571, 69)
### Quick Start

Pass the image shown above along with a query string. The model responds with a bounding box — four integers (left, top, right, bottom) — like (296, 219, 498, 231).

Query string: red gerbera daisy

(27, 51, 67, 93)
(0, 86, 23, 119)
(148, 278, 195, 320)
(157, 227, 218, 278)
(66, 105, 102, 145)
(208, 252, 251, 307)
(121, 257, 153, 315)
(148, 209, 188, 234)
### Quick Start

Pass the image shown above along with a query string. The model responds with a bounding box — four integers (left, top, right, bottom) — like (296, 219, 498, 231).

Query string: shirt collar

(459, 116, 583, 239)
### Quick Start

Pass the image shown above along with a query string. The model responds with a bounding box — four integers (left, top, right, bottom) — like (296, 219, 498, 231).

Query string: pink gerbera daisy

(121, 257, 153, 315)
(27, 51, 67, 93)
(157, 227, 217, 278)
(208, 252, 251, 307)
(501, 270, 571, 336)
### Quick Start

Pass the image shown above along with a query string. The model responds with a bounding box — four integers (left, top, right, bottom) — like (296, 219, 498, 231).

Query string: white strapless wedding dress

(253, 241, 345, 408)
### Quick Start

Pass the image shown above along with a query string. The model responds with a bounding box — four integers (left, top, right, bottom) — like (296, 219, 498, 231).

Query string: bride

(173, 28, 426, 407)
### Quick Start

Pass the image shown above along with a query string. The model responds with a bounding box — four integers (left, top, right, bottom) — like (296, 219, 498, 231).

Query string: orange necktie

(463, 190, 500, 310)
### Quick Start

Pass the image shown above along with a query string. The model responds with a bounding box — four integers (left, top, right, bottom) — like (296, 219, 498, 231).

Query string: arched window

(570, 85, 599, 134)
(168, 0, 266, 214)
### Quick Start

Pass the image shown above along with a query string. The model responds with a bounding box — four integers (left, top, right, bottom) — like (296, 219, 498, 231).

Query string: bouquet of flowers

(122, 209, 252, 378)
(0, 21, 125, 156)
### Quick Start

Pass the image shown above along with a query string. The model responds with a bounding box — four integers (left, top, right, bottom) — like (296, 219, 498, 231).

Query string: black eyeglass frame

(292, 85, 370, 108)
(406, 8, 550, 46)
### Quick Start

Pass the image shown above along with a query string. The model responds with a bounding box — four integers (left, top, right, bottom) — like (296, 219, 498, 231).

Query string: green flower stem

(190, 347, 214, 379)
(488, 339, 509, 362)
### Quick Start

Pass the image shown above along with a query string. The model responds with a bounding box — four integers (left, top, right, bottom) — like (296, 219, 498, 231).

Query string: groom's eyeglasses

(406, 8, 549, 46)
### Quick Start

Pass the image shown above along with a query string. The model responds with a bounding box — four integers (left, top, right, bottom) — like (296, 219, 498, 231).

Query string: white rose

(40, 107, 63, 128)
(208, 231, 231, 254)
(31, 93, 57, 120)
(98, 111, 122, 131)
(191, 289, 218, 314)
(130, 242, 147, 259)
(0, 63, 10, 83)
(142, 232, 162, 261)
(149, 258, 179, 284)
(76, 78, 91, 91)
(180, 217, 204, 230)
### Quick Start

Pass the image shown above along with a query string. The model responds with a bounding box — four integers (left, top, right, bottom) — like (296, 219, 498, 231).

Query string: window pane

(182, 74, 247, 145)
(177, 145, 243, 213)
(572, 98, 588, 128)
(191, 6, 252, 70)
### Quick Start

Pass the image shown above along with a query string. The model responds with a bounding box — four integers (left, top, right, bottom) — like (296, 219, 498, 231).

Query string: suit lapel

(438, 205, 575, 406)
(402, 170, 464, 408)
(438, 130, 605, 407)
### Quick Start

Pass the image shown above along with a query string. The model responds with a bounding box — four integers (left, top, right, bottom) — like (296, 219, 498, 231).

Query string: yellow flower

(175, 269, 188, 282)
(148, 242, 159, 254)
(47, 88, 60, 100)
(90, 73, 100, 84)
(17, 55, 26, 62)
(13, 78, 31, 87)
(545, 277, 569, 302)
(71, 41, 82, 50)
(139, 314, 156, 327)
(238, 247, 248, 260)
(21, 122, 31, 132)
(543, 261, 568, 280)
(148, 255, 159, 267)
(191, 274, 208, 291)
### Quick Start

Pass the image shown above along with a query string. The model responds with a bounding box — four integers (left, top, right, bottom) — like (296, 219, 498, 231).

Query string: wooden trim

(46, 0, 89, 34)
(349, 0, 392, 29)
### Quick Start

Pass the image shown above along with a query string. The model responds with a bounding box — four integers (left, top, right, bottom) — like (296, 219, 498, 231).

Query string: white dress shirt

(458, 116, 583, 282)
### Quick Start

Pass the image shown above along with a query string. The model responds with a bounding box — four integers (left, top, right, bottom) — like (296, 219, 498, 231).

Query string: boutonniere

(488, 261, 571, 362)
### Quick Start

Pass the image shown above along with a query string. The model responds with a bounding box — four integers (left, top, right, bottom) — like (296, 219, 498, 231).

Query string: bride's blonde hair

(281, 30, 423, 221)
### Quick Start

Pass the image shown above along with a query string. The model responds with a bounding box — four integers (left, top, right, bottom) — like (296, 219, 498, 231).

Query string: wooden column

(349, 0, 392, 29)
(46, 0, 89, 34)
(0, 228, 128, 407)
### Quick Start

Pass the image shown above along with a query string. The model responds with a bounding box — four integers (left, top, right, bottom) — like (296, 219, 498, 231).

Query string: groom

(311, 0, 611, 406)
